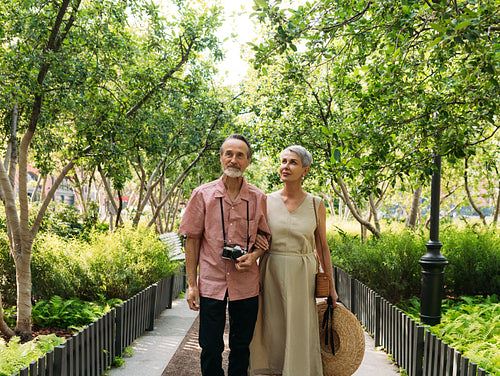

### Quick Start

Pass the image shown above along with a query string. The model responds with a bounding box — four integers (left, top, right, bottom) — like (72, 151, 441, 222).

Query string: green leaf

(455, 20, 471, 31)
(430, 23, 446, 33)
(429, 36, 442, 48)
(253, 0, 267, 9)
(333, 149, 341, 162)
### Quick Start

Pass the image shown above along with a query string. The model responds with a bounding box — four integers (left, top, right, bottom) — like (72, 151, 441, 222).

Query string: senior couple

(178, 134, 338, 376)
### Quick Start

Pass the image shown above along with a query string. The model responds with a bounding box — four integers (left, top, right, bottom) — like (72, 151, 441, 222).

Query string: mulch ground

(1, 326, 74, 343)
(161, 315, 230, 376)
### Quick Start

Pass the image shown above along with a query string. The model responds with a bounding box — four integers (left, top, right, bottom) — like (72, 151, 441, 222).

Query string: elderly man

(178, 134, 270, 376)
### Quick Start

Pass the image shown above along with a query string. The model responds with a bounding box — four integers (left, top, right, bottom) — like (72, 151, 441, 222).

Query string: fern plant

(0, 334, 66, 376)
(31, 295, 122, 330)
(400, 295, 500, 375)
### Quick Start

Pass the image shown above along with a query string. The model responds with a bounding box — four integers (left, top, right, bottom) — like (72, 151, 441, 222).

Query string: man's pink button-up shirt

(178, 176, 270, 301)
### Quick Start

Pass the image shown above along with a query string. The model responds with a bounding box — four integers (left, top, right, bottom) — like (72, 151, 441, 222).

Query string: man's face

(220, 139, 250, 178)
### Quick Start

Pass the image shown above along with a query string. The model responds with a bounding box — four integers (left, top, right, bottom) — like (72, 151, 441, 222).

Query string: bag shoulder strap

(312, 196, 321, 273)
(312, 196, 318, 226)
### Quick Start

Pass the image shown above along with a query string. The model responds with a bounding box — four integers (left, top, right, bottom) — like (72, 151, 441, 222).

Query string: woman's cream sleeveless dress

(249, 191, 323, 376)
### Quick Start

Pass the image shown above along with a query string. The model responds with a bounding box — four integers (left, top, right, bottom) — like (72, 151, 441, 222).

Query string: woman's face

(279, 150, 309, 183)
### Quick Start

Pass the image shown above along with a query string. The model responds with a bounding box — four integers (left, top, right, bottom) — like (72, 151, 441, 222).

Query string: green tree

(0, 0, 224, 340)
(244, 0, 499, 235)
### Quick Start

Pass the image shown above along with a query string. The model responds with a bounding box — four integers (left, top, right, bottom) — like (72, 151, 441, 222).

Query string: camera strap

(219, 197, 249, 250)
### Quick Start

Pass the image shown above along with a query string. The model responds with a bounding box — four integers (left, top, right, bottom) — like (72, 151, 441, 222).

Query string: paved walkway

(108, 298, 401, 376)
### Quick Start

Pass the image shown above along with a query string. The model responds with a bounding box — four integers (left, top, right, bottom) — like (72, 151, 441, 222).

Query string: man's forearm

(252, 247, 267, 260)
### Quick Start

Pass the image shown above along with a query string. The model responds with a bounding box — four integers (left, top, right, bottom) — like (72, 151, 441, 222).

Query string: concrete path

(108, 298, 400, 376)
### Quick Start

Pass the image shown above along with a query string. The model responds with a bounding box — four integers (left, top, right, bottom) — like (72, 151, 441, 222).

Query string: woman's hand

(329, 278, 338, 307)
(254, 233, 269, 251)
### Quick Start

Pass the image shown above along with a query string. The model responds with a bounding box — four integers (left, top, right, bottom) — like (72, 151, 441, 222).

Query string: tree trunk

(369, 193, 381, 233)
(29, 173, 43, 204)
(464, 157, 487, 226)
(131, 155, 165, 227)
(405, 184, 422, 229)
(331, 176, 381, 239)
(70, 167, 88, 214)
(147, 155, 203, 228)
(168, 188, 182, 232)
(0, 293, 15, 337)
(115, 190, 123, 228)
(98, 167, 123, 227)
(320, 192, 335, 216)
(493, 180, 500, 224)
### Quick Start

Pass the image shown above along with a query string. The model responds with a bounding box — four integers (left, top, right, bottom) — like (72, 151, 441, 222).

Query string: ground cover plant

(0, 296, 122, 376)
(0, 334, 66, 376)
(400, 295, 500, 376)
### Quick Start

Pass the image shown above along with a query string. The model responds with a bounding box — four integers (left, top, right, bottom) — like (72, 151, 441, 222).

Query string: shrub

(33, 201, 108, 240)
(440, 225, 500, 297)
(330, 229, 426, 303)
(31, 225, 180, 301)
(328, 222, 500, 302)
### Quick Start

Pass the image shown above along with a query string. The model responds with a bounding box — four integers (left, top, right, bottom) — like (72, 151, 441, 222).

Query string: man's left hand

(235, 252, 258, 272)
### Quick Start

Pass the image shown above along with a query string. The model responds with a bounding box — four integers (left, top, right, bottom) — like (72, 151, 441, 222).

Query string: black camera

(222, 245, 248, 260)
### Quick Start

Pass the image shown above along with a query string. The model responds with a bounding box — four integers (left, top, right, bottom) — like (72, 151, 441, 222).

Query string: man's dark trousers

(199, 295, 259, 376)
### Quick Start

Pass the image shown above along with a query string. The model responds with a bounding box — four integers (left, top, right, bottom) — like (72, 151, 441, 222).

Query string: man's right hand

(186, 285, 200, 311)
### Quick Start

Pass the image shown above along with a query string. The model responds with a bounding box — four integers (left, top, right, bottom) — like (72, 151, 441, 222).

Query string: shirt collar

(214, 175, 250, 202)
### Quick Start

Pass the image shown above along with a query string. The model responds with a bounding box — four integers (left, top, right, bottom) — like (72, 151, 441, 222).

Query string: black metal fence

(335, 267, 492, 376)
(12, 265, 186, 376)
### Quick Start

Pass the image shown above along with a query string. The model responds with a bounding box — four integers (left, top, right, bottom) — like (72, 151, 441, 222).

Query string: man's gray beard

(224, 169, 242, 178)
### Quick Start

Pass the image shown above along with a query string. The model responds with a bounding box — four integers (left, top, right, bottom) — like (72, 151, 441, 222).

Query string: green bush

(440, 225, 500, 297)
(329, 224, 500, 302)
(330, 229, 426, 303)
(31, 225, 180, 301)
(33, 201, 108, 240)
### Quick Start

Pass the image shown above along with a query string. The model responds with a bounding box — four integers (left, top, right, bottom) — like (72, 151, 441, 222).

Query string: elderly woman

(250, 145, 338, 376)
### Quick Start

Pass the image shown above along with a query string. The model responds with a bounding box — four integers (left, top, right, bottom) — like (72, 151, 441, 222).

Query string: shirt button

(232, 207, 234, 209)
(227, 272, 230, 275)
(230, 223, 233, 226)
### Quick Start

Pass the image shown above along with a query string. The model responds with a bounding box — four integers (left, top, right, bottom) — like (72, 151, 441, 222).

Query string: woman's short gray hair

(282, 145, 313, 167)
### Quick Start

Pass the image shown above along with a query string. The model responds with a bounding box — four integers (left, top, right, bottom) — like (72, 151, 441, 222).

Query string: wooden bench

(159, 232, 185, 260)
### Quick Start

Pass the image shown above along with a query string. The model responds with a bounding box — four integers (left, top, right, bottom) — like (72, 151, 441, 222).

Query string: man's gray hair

(220, 134, 253, 159)
(282, 145, 312, 167)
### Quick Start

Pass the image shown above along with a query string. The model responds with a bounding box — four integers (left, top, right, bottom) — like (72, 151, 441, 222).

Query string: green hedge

(30, 225, 180, 301)
(329, 225, 500, 303)
(440, 224, 500, 297)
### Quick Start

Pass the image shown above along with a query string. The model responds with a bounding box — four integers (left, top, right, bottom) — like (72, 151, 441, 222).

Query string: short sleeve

(178, 188, 205, 239)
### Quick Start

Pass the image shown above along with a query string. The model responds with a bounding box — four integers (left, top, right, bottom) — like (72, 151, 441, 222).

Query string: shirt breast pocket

(248, 219, 257, 249)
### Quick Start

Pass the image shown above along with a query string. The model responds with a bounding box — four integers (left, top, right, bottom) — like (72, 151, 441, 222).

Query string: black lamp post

(419, 152, 448, 326)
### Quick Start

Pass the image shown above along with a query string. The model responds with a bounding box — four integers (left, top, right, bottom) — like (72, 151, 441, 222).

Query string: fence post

(168, 274, 175, 309)
(350, 276, 355, 313)
(115, 304, 124, 356)
(54, 345, 67, 376)
(374, 294, 381, 347)
(147, 284, 158, 331)
(413, 326, 425, 376)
